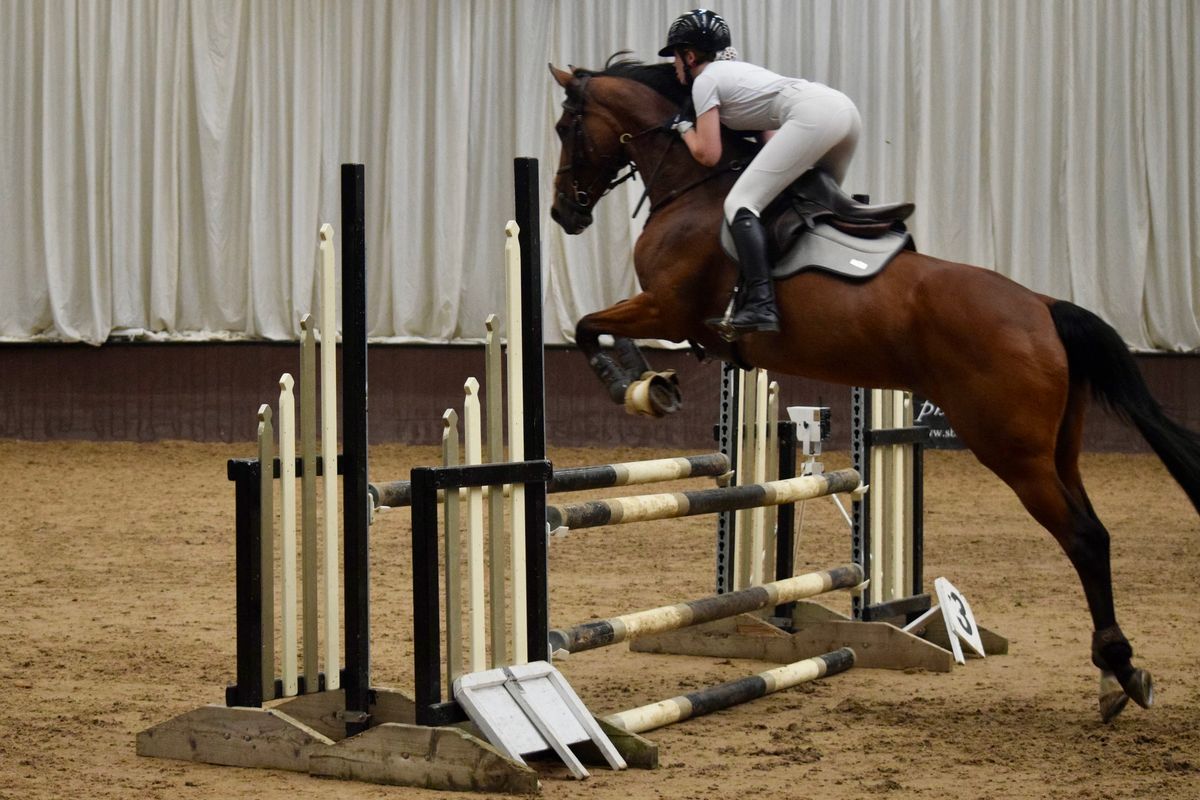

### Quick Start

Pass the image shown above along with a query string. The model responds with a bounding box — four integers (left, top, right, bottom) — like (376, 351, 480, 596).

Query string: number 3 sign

(933, 577, 987, 664)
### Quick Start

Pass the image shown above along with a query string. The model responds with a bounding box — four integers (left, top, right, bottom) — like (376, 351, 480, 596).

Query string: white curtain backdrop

(1, 0, 1196, 350)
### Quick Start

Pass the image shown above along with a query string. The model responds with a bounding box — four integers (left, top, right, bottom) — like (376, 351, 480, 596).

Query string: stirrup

(706, 296, 739, 342)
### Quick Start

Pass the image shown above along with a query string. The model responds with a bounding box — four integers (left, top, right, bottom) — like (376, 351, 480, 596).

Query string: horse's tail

(1051, 300, 1200, 515)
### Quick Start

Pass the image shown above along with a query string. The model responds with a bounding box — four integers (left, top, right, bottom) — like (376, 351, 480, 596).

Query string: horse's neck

(629, 130, 750, 212)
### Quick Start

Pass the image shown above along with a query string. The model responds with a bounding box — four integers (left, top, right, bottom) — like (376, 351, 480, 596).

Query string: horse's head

(549, 65, 632, 234)
(549, 58, 686, 234)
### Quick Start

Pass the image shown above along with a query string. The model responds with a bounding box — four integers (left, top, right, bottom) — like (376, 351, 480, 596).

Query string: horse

(548, 56, 1200, 722)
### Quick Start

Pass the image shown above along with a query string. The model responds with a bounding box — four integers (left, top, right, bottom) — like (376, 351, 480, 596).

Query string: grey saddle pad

(720, 222, 911, 281)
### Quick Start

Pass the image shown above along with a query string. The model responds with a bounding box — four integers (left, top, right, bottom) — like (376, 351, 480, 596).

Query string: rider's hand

(669, 113, 694, 136)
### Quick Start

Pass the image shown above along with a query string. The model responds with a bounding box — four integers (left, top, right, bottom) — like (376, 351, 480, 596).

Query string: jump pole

(298, 316, 318, 691)
(485, 315, 507, 667)
(340, 163, 371, 734)
(549, 563, 863, 655)
(504, 221, 528, 665)
(514, 156, 549, 664)
(369, 452, 732, 507)
(278, 374, 298, 697)
(602, 648, 855, 734)
(546, 469, 861, 532)
(317, 224, 340, 692)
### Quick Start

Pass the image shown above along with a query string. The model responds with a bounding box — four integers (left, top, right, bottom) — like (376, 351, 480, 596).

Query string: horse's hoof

(645, 370, 682, 415)
(1098, 668, 1154, 722)
(1121, 668, 1154, 710)
(623, 371, 682, 417)
(1099, 673, 1130, 723)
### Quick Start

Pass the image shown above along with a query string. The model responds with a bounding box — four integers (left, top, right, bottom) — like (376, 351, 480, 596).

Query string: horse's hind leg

(984, 452, 1150, 720)
(1054, 384, 1154, 720)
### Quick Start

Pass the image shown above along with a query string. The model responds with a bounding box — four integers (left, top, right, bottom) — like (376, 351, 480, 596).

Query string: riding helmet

(658, 9, 732, 57)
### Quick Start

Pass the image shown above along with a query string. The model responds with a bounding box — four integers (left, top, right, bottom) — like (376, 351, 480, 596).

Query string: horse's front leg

(576, 292, 683, 417)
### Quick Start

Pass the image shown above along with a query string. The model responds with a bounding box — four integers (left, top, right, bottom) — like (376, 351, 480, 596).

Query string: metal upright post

(850, 387, 870, 620)
(340, 164, 371, 734)
(514, 157, 549, 664)
(227, 459, 264, 708)
(715, 362, 739, 594)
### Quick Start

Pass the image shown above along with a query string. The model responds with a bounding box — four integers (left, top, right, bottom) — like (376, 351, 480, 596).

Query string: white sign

(934, 577, 986, 664)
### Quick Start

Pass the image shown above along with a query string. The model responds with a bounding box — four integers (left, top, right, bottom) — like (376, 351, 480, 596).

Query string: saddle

(767, 169, 913, 254)
(720, 169, 916, 282)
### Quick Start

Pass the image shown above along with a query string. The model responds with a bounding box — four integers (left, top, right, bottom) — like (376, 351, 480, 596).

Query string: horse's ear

(549, 64, 575, 90)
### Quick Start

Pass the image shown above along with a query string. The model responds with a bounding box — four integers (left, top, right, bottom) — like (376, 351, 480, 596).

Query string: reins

(645, 159, 746, 217)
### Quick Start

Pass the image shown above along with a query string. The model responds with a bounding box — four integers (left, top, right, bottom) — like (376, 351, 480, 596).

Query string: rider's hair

(681, 46, 716, 65)
(682, 45, 739, 65)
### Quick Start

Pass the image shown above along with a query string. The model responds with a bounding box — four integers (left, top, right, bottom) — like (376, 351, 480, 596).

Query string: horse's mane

(572, 52, 690, 107)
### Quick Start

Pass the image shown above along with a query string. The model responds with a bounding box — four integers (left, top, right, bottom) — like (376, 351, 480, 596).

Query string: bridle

(555, 76, 667, 217)
(555, 74, 749, 219)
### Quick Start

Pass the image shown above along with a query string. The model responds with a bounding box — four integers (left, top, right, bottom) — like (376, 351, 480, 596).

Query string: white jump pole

(299, 316, 319, 691)
(504, 221, 528, 665)
(749, 368, 769, 587)
(463, 377, 487, 672)
(890, 390, 908, 598)
(256, 405, 275, 701)
(869, 388, 885, 601)
(317, 223, 340, 691)
(484, 315, 507, 667)
(442, 409, 462, 686)
(733, 369, 753, 590)
(762, 380, 780, 581)
(278, 374, 298, 697)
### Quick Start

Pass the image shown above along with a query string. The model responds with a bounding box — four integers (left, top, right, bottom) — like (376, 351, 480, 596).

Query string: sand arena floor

(2, 440, 1199, 799)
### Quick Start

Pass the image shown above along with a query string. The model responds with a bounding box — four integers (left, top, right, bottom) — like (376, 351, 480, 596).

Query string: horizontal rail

(602, 648, 855, 734)
(370, 453, 732, 508)
(546, 469, 861, 531)
(549, 563, 863, 655)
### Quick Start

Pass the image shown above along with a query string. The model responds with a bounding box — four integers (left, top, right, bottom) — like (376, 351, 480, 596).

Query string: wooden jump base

(549, 564, 863, 655)
(602, 648, 855, 734)
(371, 452, 731, 508)
(546, 468, 861, 532)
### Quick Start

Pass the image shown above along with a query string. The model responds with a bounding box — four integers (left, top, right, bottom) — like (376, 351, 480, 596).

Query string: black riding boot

(709, 208, 780, 338)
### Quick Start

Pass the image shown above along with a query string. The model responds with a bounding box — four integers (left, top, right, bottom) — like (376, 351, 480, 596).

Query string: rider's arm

(681, 107, 722, 167)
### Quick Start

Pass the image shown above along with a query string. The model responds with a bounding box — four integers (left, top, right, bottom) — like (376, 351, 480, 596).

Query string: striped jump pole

(546, 468, 861, 532)
(602, 648, 855, 734)
(549, 563, 863, 655)
(369, 453, 732, 508)
(548, 453, 730, 493)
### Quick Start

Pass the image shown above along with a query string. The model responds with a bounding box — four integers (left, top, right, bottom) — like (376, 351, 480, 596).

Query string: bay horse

(548, 57, 1200, 722)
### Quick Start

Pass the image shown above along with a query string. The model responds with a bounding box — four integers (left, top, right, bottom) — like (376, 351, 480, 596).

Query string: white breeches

(723, 82, 862, 222)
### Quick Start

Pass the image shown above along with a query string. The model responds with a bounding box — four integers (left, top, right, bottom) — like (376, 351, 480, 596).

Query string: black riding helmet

(658, 9, 731, 57)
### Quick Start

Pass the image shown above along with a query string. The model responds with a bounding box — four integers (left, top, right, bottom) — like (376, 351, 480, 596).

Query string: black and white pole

(549, 563, 863, 656)
(602, 648, 855, 734)
(547, 469, 860, 532)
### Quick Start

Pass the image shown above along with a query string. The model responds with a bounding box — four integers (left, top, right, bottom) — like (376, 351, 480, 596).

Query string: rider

(660, 9, 862, 338)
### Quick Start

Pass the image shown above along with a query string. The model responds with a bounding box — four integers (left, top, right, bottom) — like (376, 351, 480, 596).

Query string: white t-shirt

(690, 60, 800, 131)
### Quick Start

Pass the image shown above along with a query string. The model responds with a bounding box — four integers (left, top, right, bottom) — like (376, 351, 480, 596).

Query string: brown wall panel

(1, 343, 1196, 452)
